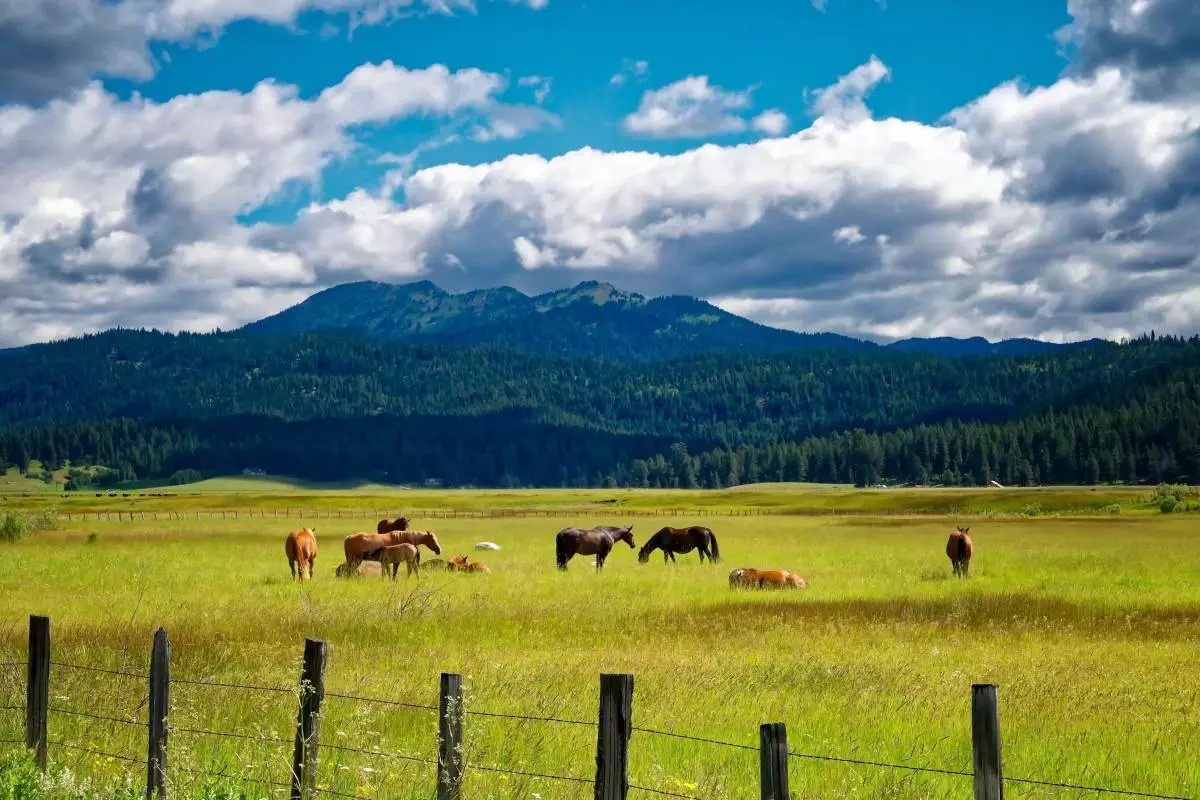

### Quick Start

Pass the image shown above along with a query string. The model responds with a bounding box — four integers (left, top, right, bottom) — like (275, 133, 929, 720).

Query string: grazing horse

(377, 517, 409, 534)
(285, 528, 317, 582)
(947, 526, 973, 578)
(335, 560, 383, 578)
(638, 526, 720, 564)
(555, 525, 635, 571)
(380, 543, 421, 579)
(449, 554, 491, 573)
(344, 530, 442, 566)
(728, 568, 806, 590)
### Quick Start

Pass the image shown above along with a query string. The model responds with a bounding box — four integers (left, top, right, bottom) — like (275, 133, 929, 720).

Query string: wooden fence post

(594, 673, 633, 800)
(437, 673, 464, 800)
(26, 615, 50, 770)
(146, 628, 170, 798)
(290, 639, 327, 800)
(972, 684, 1004, 800)
(759, 723, 789, 800)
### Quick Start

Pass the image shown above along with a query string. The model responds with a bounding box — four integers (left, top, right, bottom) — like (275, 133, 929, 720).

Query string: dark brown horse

(638, 526, 720, 564)
(555, 525, 635, 571)
(947, 526, 973, 577)
(377, 517, 409, 534)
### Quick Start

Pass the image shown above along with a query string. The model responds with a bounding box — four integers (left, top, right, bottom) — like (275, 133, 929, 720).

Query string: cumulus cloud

(622, 76, 788, 139)
(518, 75, 552, 104)
(0, 0, 550, 104)
(808, 55, 890, 122)
(5, 1, 1200, 347)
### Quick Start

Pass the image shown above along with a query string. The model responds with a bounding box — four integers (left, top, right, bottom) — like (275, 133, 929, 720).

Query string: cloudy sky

(1, 0, 1198, 347)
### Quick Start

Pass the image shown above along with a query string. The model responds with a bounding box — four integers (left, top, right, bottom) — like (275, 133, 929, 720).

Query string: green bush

(1019, 503, 1044, 518)
(1160, 496, 1179, 514)
(1099, 503, 1122, 515)
(0, 507, 59, 542)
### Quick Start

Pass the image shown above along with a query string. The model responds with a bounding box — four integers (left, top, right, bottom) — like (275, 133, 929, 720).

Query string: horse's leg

(290, 559, 297, 581)
(668, 550, 676, 564)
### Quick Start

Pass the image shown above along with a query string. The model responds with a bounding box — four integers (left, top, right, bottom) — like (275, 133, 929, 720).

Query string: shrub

(1160, 496, 1179, 514)
(1099, 503, 1122, 515)
(0, 506, 59, 542)
(1019, 503, 1044, 518)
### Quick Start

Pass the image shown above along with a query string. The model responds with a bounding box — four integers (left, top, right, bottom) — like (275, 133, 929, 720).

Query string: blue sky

(0, 0, 1197, 347)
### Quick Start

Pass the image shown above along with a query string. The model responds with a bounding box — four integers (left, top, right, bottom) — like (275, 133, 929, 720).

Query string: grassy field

(0, 494, 1198, 800)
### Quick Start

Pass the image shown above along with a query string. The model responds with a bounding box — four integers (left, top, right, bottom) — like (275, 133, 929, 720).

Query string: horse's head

(956, 525, 970, 535)
(619, 526, 635, 548)
(637, 540, 652, 563)
(423, 531, 443, 555)
(449, 554, 469, 570)
(397, 517, 409, 531)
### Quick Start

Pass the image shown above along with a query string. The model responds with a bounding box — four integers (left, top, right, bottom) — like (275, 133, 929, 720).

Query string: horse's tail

(956, 533, 969, 562)
(707, 530, 720, 562)
(555, 533, 569, 569)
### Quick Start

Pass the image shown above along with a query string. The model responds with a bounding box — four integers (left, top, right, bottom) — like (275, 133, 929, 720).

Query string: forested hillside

(0, 326, 1197, 488)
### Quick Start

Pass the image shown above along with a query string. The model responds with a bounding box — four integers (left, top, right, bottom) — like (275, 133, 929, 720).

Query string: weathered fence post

(437, 673, 464, 800)
(26, 615, 50, 770)
(759, 723, 789, 800)
(146, 628, 170, 798)
(595, 673, 633, 800)
(290, 639, 327, 800)
(972, 684, 1004, 800)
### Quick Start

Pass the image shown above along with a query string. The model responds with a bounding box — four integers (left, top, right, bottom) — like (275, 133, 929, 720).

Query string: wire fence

(4, 619, 1196, 800)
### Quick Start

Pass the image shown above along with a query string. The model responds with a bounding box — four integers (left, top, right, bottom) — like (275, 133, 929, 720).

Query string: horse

(284, 528, 317, 582)
(377, 517, 409, 534)
(555, 525, 635, 571)
(344, 530, 441, 566)
(947, 526, 973, 578)
(475, 541, 502, 551)
(638, 526, 720, 565)
(380, 543, 421, 579)
(335, 560, 383, 578)
(728, 568, 806, 590)
(449, 554, 490, 574)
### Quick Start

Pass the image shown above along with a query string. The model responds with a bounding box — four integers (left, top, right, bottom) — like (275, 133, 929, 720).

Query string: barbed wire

(173, 676, 294, 694)
(49, 739, 140, 764)
(633, 726, 756, 752)
(320, 740, 437, 766)
(50, 661, 148, 680)
(469, 761, 595, 785)
(466, 707, 596, 727)
(629, 783, 707, 799)
(173, 765, 364, 800)
(323, 690, 436, 712)
(50, 706, 147, 728)
(171, 724, 292, 746)
(0, 705, 23, 712)
(1005, 775, 1196, 800)
(786, 749, 973, 778)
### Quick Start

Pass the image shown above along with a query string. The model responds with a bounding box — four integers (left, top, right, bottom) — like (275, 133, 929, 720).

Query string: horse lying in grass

(380, 543, 421, 579)
(448, 554, 490, 573)
(335, 560, 383, 578)
(728, 568, 806, 590)
(947, 526, 973, 578)
(344, 530, 441, 567)
(284, 528, 317, 582)
(638, 526, 720, 565)
(555, 525, 635, 571)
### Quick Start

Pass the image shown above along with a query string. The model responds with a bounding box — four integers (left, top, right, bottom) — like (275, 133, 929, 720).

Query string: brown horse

(377, 517, 409, 534)
(947, 526, 973, 577)
(728, 568, 806, 589)
(285, 528, 317, 582)
(555, 525, 635, 571)
(448, 554, 491, 574)
(638, 526, 720, 564)
(380, 543, 421, 579)
(344, 530, 442, 565)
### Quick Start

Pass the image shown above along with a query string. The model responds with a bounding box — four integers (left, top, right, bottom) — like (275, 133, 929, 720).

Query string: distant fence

(58, 507, 786, 523)
(5, 615, 1192, 800)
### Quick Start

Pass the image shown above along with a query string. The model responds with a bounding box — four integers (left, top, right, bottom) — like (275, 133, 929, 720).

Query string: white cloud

(0, 0, 551, 103)
(808, 55, 891, 122)
(518, 75, 552, 104)
(751, 109, 790, 137)
(622, 76, 758, 139)
(609, 59, 649, 87)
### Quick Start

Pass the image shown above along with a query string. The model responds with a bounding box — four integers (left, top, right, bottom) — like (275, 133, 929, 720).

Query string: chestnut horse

(947, 526, 973, 577)
(555, 525, 635, 571)
(380, 543, 421, 579)
(344, 530, 442, 566)
(638, 526, 720, 564)
(728, 568, 806, 589)
(377, 517, 409, 534)
(448, 554, 491, 573)
(285, 528, 317, 582)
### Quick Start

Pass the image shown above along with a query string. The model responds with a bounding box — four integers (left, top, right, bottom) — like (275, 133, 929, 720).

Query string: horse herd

(283, 516, 978, 588)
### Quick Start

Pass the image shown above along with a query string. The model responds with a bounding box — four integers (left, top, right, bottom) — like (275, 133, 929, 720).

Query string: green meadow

(0, 489, 1197, 799)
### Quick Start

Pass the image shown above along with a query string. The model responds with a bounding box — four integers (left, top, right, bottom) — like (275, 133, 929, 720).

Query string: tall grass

(0, 513, 1197, 798)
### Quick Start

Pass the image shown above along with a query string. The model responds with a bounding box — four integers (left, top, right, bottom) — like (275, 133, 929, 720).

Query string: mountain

(245, 280, 874, 361)
(886, 336, 1102, 357)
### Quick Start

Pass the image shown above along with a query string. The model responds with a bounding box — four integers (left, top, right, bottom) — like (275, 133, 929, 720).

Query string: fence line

(7, 614, 1195, 800)
(56, 507, 807, 524)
